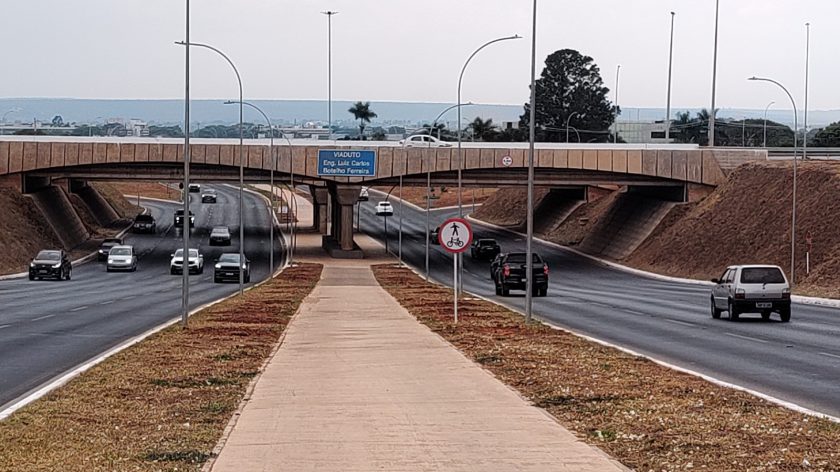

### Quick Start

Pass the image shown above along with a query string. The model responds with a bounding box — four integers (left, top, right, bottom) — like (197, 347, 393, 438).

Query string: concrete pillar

(321, 183, 363, 259)
(309, 186, 329, 234)
(21, 175, 52, 194)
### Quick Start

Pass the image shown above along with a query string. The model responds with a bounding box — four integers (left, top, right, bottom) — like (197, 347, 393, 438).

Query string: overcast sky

(1, 1, 837, 110)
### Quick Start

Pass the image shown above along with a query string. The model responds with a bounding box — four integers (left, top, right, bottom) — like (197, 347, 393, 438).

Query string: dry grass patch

(373, 265, 840, 472)
(0, 263, 322, 472)
(105, 181, 181, 202)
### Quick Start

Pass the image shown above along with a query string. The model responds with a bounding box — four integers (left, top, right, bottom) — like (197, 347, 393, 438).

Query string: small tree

(813, 122, 840, 147)
(468, 117, 497, 141)
(348, 101, 377, 138)
(51, 115, 65, 127)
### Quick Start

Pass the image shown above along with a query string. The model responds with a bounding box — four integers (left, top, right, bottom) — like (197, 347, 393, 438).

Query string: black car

(132, 214, 156, 233)
(209, 226, 232, 246)
(174, 209, 195, 227)
(29, 250, 72, 281)
(201, 189, 217, 203)
(470, 238, 501, 261)
(491, 252, 548, 297)
(430, 225, 441, 245)
(188, 183, 201, 193)
(98, 238, 123, 261)
(214, 253, 251, 283)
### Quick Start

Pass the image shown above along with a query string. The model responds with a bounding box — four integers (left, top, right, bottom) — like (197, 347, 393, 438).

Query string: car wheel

(28, 273, 34, 281)
(761, 311, 771, 321)
(780, 308, 791, 323)
(501, 285, 510, 297)
(106, 267, 112, 273)
(170, 268, 176, 275)
(710, 297, 722, 319)
(214, 277, 221, 283)
(539, 287, 548, 297)
(728, 300, 739, 321)
(198, 266, 204, 275)
(494, 284, 501, 296)
(245, 274, 251, 283)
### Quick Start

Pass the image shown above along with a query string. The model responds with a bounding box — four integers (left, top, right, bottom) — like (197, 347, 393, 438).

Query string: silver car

(710, 265, 791, 322)
(106, 245, 137, 272)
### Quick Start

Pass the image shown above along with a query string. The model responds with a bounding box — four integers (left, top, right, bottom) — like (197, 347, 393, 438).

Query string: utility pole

(322, 11, 338, 142)
(665, 11, 675, 141)
(181, 0, 191, 328)
(709, 0, 720, 147)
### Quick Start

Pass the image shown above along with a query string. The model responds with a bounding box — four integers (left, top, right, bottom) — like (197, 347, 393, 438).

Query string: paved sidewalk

(209, 260, 626, 471)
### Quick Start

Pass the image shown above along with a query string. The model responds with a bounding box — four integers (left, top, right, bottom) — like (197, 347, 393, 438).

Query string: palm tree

(468, 117, 496, 141)
(348, 101, 378, 138)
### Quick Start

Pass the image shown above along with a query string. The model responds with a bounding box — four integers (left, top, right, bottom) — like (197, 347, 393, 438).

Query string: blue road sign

(317, 150, 377, 177)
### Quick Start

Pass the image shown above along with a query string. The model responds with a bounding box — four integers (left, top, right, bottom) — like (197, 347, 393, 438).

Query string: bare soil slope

(628, 161, 840, 297)
(471, 187, 550, 228)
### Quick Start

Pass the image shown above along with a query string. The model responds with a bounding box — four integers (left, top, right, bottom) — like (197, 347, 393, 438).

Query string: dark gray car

(214, 253, 250, 283)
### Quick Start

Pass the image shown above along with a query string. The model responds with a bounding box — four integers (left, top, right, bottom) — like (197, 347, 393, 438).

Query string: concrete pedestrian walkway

(209, 258, 626, 471)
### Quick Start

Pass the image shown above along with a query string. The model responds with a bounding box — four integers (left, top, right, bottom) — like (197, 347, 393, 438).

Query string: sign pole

(439, 217, 472, 324)
(454, 253, 459, 324)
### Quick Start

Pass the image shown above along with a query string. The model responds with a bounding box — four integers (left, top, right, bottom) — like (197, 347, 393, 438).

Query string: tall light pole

(709, 0, 720, 147)
(525, 0, 538, 323)
(803, 22, 810, 161)
(749, 76, 798, 285)
(1, 107, 22, 135)
(763, 101, 775, 148)
(613, 64, 621, 143)
(665, 11, 676, 142)
(177, 40, 245, 294)
(456, 35, 520, 216)
(423, 103, 473, 282)
(565, 112, 578, 143)
(180, 0, 190, 328)
(225, 100, 280, 274)
(322, 11, 338, 142)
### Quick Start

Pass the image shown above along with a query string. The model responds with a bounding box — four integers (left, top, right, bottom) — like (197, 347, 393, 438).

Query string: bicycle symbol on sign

(446, 222, 464, 248)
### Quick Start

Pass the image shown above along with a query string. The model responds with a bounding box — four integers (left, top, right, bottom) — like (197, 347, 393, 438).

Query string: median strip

(0, 263, 322, 472)
(372, 264, 840, 471)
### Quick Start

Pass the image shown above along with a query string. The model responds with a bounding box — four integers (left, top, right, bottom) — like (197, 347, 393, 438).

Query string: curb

(368, 187, 483, 213)
(465, 215, 840, 308)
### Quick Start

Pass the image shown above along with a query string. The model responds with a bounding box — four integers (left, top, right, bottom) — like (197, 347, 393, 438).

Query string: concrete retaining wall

(72, 184, 120, 226)
(28, 185, 90, 249)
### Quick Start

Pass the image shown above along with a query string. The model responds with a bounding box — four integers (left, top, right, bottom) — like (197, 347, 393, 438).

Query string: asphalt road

(359, 197, 840, 418)
(0, 184, 284, 410)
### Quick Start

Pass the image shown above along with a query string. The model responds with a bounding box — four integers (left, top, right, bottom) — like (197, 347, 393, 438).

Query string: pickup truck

(470, 238, 501, 261)
(491, 252, 548, 297)
(174, 209, 195, 227)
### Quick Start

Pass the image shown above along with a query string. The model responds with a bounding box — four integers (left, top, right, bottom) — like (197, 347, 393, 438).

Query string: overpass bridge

(0, 137, 766, 257)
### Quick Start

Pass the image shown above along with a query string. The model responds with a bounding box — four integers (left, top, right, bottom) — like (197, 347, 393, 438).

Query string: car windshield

(212, 228, 229, 235)
(36, 251, 60, 261)
(380, 202, 391, 206)
(135, 215, 153, 222)
(204, 189, 215, 194)
(219, 254, 241, 263)
(479, 240, 497, 246)
(506, 253, 542, 264)
(741, 267, 785, 284)
(174, 249, 198, 258)
(175, 210, 185, 215)
(102, 241, 118, 247)
(110, 247, 131, 256)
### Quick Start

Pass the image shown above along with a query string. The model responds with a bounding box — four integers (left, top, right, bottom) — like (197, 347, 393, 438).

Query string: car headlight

(215, 264, 221, 270)
(242, 264, 247, 269)
(30, 262, 35, 268)
(52, 263, 62, 268)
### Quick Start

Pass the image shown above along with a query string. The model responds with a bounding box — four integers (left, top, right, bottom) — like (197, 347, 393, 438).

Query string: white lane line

(124, 295, 137, 300)
(31, 315, 55, 322)
(99, 300, 114, 305)
(819, 352, 840, 360)
(725, 332, 769, 344)
(0, 324, 11, 329)
(664, 318, 695, 328)
(70, 306, 88, 312)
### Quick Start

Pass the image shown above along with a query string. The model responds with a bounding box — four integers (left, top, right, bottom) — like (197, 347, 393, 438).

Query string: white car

(375, 201, 394, 216)
(170, 248, 204, 275)
(107, 245, 137, 272)
(400, 135, 452, 148)
(711, 264, 791, 322)
(359, 187, 370, 202)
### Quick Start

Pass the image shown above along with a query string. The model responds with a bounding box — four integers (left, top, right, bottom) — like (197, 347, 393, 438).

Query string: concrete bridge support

(321, 184, 363, 259)
(309, 186, 329, 235)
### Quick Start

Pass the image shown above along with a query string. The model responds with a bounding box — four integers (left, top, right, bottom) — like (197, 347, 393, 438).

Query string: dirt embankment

(373, 186, 498, 209)
(628, 162, 840, 297)
(471, 187, 550, 228)
(475, 162, 840, 297)
(0, 182, 140, 275)
(105, 181, 179, 202)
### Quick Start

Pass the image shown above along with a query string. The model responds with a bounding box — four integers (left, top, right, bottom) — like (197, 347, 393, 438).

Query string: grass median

(0, 263, 322, 472)
(373, 264, 840, 471)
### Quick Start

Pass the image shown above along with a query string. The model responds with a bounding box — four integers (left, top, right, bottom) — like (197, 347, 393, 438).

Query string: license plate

(521, 278, 528, 283)
(756, 302, 772, 308)
(39, 270, 48, 274)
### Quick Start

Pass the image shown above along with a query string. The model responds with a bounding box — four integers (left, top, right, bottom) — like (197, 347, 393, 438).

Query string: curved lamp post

(763, 101, 775, 148)
(177, 40, 245, 294)
(749, 76, 798, 285)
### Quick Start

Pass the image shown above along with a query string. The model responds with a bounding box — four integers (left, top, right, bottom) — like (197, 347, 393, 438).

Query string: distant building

(616, 120, 672, 144)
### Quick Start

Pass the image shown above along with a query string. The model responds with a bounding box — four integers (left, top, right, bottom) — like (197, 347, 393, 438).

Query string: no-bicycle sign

(438, 218, 473, 254)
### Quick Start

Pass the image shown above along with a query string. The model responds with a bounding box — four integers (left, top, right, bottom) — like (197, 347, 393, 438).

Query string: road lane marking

(99, 300, 115, 305)
(0, 324, 10, 329)
(124, 295, 137, 300)
(31, 315, 55, 322)
(819, 352, 840, 360)
(724, 332, 769, 344)
(70, 306, 88, 312)
(664, 318, 695, 328)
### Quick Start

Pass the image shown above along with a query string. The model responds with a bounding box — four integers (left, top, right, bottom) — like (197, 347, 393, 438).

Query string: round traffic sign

(501, 155, 513, 167)
(438, 217, 473, 254)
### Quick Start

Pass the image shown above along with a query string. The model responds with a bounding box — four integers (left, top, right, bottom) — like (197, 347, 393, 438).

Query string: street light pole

(1, 108, 22, 135)
(565, 112, 577, 143)
(749, 76, 798, 285)
(176, 40, 245, 294)
(180, 0, 190, 328)
(665, 11, 676, 142)
(803, 22, 810, 161)
(525, 0, 538, 323)
(709, 0, 720, 147)
(763, 101, 775, 148)
(322, 11, 338, 142)
(225, 100, 277, 274)
(613, 65, 621, 143)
